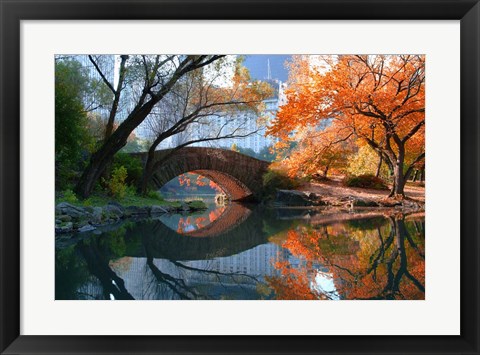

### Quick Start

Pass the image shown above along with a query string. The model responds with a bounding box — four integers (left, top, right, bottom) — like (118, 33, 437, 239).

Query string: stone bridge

(133, 147, 270, 201)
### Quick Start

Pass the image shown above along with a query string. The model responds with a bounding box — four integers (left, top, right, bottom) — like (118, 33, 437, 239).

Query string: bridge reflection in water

(55, 204, 425, 301)
(161, 201, 253, 238)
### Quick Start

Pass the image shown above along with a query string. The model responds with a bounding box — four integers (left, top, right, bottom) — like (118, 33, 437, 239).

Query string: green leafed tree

(55, 59, 91, 188)
(74, 55, 225, 198)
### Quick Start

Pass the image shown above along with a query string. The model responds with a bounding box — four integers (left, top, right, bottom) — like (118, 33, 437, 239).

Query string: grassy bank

(55, 189, 185, 209)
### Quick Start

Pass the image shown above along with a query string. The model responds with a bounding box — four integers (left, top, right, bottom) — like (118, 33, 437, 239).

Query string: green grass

(186, 200, 207, 210)
(56, 191, 183, 208)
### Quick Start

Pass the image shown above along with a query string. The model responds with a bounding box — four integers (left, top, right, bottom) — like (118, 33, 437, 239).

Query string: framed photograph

(1, 0, 479, 354)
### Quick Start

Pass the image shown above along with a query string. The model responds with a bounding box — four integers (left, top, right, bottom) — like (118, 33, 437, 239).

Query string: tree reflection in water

(142, 234, 262, 300)
(267, 214, 425, 300)
(55, 206, 425, 300)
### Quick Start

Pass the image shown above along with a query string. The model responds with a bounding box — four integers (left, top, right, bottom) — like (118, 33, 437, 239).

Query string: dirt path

(297, 177, 425, 203)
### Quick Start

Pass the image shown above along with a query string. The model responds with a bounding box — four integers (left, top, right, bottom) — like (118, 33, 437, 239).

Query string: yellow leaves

(347, 144, 389, 179)
(273, 55, 425, 137)
(268, 55, 425, 184)
(272, 125, 354, 178)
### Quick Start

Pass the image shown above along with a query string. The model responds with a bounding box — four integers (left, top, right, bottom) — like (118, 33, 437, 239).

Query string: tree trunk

(75, 100, 156, 198)
(139, 149, 156, 195)
(387, 145, 407, 198)
(75, 144, 122, 199)
(102, 55, 129, 181)
(390, 160, 406, 198)
(74, 56, 224, 198)
(105, 55, 129, 142)
(323, 165, 329, 178)
(139, 130, 175, 195)
(375, 154, 383, 178)
(412, 170, 419, 182)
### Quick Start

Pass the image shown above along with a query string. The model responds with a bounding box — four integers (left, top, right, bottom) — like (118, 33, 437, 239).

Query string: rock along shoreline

(55, 200, 207, 234)
(56, 189, 424, 235)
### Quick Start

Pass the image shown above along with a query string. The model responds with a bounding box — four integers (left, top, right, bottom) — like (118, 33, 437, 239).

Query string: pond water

(55, 199, 425, 300)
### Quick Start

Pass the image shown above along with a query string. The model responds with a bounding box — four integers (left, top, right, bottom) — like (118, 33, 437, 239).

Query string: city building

(69, 54, 116, 121)
(243, 55, 291, 82)
(154, 79, 284, 154)
(66, 54, 288, 154)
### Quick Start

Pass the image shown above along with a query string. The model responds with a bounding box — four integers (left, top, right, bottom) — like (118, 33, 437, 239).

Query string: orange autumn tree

(270, 55, 425, 198)
(280, 125, 354, 179)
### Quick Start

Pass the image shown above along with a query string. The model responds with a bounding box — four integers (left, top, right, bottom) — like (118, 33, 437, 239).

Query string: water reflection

(55, 206, 425, 300)
(159, 199, 251, 238)
(266, 214, 425, 300)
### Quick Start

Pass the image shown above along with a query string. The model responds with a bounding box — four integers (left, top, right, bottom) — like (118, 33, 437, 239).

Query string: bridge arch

(137, 147, 270, 201)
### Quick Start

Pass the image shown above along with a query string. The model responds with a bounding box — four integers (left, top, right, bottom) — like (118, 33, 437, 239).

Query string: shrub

(61, 189, 78, 203)
(343, 174, 388, 190)
(186, 200, 207, 210)
(104, 166, 128, 199)
(262, 169, 300, 199)
(113, 153, 143, 186)
(124, 185, 138, 198)
(146, 190, 164, 201)
(347, 145, 390, 181)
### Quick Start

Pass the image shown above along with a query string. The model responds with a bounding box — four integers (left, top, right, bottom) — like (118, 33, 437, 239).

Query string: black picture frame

(1, 0, 478, 354)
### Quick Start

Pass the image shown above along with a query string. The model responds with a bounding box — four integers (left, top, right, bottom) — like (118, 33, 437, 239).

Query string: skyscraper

(69, 55, 116, 121)
(243, 55, 291, 82)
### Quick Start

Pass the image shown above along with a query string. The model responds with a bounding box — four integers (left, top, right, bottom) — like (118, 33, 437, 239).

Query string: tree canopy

(55, 59, 91, 188)
(269, 55, 425, 197)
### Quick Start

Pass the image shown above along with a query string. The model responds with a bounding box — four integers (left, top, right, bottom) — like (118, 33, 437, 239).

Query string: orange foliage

(177, 216, 191, 234)
(178, 173, 224, 194)
(194, 217, 207, 229)
(184, 57, 274, 118)
(195, 175, 208, 187)
(267, 217, 425, 300)
(178, 174, 191, 187)
(270, 55, 425, 196)
(266, 261, 325, 300)
(279, 126, 354, 178)
(209, 206, 226, 223)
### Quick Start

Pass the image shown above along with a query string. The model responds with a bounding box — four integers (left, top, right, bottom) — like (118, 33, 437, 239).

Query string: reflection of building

(73, 244, 340, 301)
(109, 243, 289, 300)
(191, 242, 286, 276)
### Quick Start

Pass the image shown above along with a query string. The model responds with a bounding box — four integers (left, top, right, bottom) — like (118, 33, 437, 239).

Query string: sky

(114, 55, 292, 86)
(243, 55, 291, 82)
